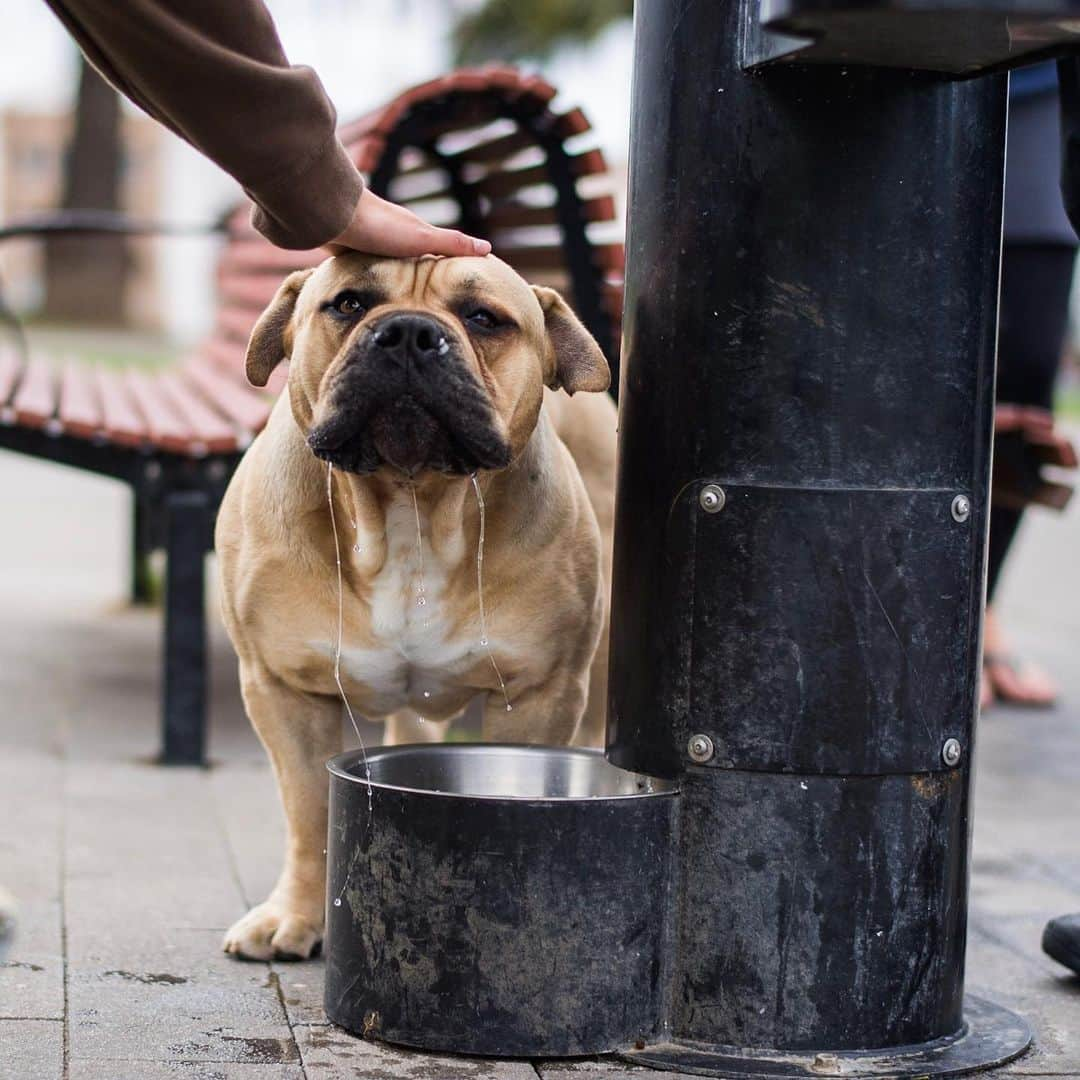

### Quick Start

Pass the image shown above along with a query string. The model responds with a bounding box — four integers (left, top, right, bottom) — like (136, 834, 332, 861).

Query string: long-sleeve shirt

(44, 0, 363, 249)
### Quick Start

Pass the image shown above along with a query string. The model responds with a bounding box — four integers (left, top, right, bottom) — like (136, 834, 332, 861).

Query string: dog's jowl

(216, 253, 617, 961)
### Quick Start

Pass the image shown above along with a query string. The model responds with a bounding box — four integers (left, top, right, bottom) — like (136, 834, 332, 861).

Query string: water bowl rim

(325, 743, 678, 803)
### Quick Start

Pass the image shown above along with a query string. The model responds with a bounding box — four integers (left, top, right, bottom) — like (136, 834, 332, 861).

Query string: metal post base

(623, 997, 1031, 1079)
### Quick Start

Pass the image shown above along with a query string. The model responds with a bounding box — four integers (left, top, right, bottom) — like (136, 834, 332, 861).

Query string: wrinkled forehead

(301, 254, 542, 324)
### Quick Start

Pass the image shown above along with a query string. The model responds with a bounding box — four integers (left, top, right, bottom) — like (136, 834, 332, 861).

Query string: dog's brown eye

(465, 308, 499, 330)
(329, 292, 366, 318)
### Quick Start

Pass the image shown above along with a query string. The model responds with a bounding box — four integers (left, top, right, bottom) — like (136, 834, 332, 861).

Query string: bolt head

(942, 738, 962, 767)
(688, 733, 715, 763)
(951, 495, 971, 523)
(700, 484, 726, 514)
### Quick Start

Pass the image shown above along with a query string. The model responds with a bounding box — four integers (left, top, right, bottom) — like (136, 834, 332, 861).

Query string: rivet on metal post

(942, 738, 962, 767)
(951, 494, 971, 523)
(699, 484, 726, 514)
(688, 733, 715, 763)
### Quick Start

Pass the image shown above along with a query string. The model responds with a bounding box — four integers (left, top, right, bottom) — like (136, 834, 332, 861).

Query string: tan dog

(216, 254, 617, 960)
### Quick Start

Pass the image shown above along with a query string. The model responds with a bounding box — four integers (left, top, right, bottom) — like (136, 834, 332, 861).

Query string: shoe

(1042, 913, 1080, 974)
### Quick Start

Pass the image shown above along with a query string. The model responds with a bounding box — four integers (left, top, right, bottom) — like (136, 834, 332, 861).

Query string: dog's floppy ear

(245, 268, 315, 387)
(531, 285, 610, 396)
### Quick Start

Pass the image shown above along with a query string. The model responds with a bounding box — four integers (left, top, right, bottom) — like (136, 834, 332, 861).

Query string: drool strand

(470, 472, 512, 712)
(409, 484, 427, 610)
(326, 463, 373, 821)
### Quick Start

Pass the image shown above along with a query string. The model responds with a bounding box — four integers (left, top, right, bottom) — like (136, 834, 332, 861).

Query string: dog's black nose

(371, 314, 448, 366)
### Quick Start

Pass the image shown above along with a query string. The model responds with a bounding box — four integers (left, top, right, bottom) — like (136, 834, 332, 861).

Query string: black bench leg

(161, 492, 208, 766)
(131, 496, 154, 604)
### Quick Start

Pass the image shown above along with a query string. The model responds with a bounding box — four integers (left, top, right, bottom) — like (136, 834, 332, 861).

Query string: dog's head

(245, 253, 610, 477)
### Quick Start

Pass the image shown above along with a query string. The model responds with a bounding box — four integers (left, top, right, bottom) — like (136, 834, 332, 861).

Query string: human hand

(326, 189, 491, 258)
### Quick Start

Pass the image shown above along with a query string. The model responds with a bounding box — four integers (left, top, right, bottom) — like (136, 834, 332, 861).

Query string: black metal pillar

(161, 491, 208, 766)
(608, 0, 1032, 1073)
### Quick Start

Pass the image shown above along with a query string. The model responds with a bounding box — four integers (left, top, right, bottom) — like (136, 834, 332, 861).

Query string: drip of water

(326, 464, 373, 816)
(470, 473, 512, 712)
(410, 485, 427, 609)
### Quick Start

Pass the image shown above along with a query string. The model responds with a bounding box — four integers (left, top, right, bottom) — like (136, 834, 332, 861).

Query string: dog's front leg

(224, 663, 341, 961)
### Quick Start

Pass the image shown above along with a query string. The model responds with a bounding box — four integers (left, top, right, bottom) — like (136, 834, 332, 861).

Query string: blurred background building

(0, 107, 162, 329)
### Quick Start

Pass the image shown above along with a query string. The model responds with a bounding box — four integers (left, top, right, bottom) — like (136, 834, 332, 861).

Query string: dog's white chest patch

(313, 491, 482, 713)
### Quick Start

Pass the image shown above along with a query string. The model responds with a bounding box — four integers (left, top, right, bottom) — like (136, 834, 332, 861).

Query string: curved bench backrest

(207, 66, 624, 402)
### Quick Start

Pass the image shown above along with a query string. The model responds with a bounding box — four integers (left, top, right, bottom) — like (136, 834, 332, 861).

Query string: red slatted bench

(0, 66, 624, 765)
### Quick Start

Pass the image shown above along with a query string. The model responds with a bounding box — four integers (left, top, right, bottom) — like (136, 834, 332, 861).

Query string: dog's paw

(223, 901, 323, 961)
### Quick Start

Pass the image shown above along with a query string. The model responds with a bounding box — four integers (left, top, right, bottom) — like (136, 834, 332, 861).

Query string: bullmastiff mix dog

(217, 253, 617, 960)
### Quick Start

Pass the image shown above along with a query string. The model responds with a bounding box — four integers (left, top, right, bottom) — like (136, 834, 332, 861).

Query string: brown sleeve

(44, 0, 363, 249)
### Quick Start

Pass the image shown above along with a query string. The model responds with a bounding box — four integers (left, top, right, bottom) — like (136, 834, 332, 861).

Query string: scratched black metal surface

(671, 483, 975, 775)
(605, 0, 1007, 1061)
(668, 769, 967, 1051)
(323, 768, 677, 1057)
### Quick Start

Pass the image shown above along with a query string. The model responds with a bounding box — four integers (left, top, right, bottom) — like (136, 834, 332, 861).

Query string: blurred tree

(452, 0, 632, 63)
(42, 56, 131, 325)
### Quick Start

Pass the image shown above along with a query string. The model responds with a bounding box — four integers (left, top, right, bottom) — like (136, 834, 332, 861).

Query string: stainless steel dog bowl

(324, 744, 677, 1057)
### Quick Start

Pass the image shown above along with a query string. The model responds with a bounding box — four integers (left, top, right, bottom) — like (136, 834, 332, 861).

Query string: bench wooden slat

(387, 173, 454, 206)
(125, 370, 194, 454)
(185, 358, 272, 432)
(12, 357, 56, 429)
(472, 149, 609, 200)
(95, 368, 147, 447)
(158, 372, 238, 453)
(494, 241, 624, 274)
(58, 361, 102, 438)
(0, 348, 22, 409)
(486, 194, 617, 231)
(444, 107, 593, 167)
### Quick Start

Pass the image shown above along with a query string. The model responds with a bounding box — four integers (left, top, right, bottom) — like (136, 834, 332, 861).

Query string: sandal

(983, 651, 1058, 708)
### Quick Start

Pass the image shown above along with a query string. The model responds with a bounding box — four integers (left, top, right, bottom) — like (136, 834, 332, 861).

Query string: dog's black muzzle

(306, 312, 512, 477)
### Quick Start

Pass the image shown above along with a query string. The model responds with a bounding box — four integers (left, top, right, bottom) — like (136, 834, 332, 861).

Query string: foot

(982, 606, 1058, 708)
(984, 653, 1058, 707)
(223, 900, 323, 961)
(1042, 913, 1080, 975)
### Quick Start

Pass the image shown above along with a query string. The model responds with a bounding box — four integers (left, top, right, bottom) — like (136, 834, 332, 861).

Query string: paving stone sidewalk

(0, 449, 1077, 1079)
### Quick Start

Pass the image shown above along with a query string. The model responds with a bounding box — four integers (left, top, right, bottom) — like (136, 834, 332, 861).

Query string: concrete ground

(0, 445, 1077, 1080)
